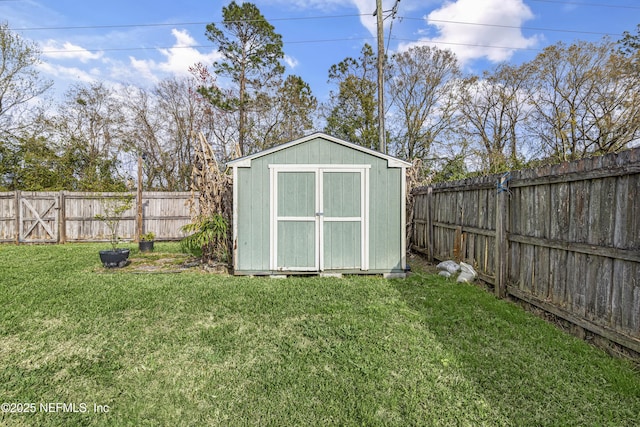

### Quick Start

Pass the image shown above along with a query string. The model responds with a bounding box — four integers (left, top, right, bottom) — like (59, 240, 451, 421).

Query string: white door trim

(269, 164, 369, 271)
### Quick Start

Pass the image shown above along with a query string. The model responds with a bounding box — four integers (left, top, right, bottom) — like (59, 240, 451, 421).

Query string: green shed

(228, 132, 411, 277)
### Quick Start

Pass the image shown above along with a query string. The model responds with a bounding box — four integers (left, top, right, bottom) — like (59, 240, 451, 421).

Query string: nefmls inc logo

(40, 402, 88, 413)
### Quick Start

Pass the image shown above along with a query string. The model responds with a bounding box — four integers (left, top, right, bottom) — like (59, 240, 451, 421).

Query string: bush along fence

(411, 147, 640, 356)
(0, 191, 196, 244)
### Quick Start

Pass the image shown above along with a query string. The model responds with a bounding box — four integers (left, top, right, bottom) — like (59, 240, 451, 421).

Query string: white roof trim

(231, 157, 251, 168)
(227, 132, 411, 168)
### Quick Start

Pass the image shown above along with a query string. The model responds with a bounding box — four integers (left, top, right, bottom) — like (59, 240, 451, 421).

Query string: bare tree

(190, 62, 239, 163)
(47, 82, 125, 190)
(252, 74, 318, 150)
(458, 63, 533, 172)
(526, 40, 640, 162)
(387, 45, 460, 161)
(121, 75, 223, 191)
(0, 23, 52, 138)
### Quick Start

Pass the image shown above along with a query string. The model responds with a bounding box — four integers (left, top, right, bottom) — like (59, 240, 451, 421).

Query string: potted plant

(95, 193, 134, 268)
(139, 231, 155, 253)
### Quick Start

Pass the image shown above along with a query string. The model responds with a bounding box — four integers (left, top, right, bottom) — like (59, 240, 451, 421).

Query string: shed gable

(228, 132, 411, 169)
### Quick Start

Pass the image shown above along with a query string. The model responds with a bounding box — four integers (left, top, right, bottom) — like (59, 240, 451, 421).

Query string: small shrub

(95, 193, 134, 251)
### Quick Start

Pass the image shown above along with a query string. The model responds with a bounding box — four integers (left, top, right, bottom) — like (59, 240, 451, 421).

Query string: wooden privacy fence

(0, 191, 196, 243)
(411, 148, 640, 355)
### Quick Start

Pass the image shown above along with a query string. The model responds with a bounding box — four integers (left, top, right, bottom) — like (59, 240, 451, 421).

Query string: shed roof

(227, 132, 412, 168)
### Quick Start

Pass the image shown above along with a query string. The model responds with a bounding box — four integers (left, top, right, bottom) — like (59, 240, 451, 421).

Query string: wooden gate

(18, 192, 60, 243)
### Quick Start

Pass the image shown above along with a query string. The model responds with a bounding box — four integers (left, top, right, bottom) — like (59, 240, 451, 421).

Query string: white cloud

(41, 40, 104, 63)
(35, 28, 222, 97)
(350, 0, 432, 37)
(352, 0, 396, 36)
(126, 57, 160, 84)
(130, 29, 221, 82)
(262, 0, 416, 36)
(39, 29, 217, 89)
(37, 61, 99, 84)
(398, 0, 539, 65)
(284, 54, 299, 69)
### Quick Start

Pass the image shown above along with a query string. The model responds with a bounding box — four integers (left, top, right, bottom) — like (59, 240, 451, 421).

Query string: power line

(14, 22, 206, 31)
(284, 37, 376, 45)
(10, 14, 366, 32)
(39, 37, 378, 55)
(40, 36, 548, 56)
(39, 14, 627, 56)
(385, 0, 401, 55)
(12, 15, 626, 42)
(8, 0, 634, 7)
(7, 6, 630, 57)
(36, 23, 623, 57)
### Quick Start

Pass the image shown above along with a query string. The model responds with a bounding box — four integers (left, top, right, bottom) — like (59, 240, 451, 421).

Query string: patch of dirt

(406, 252, 439, 275)
(96, 252, 230, 274)
(126, 253, 200, 273)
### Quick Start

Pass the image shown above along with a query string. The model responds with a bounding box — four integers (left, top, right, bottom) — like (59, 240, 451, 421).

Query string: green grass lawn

(0, 243, 638, 426)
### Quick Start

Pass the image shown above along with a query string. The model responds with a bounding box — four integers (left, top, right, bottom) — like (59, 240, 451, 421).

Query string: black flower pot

(99, 249, 131, 268)
(139, 241, 154, 253)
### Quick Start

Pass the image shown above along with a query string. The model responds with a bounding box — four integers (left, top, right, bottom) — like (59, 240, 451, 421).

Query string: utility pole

(376, 0, 386, 153)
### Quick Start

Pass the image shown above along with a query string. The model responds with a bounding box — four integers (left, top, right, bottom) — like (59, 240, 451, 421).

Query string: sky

(2, 0, 639, 103)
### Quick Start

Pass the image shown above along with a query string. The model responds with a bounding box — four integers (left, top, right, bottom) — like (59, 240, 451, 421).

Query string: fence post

(136, 156, 143, 242)
(426, 186, 434, 261)
(59, 190, 66, 243)
(14, 190, 20, 244)
(495, 174, 508, 298)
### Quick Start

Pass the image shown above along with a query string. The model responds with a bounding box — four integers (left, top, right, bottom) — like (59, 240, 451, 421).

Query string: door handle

(315, 212, 324, 216)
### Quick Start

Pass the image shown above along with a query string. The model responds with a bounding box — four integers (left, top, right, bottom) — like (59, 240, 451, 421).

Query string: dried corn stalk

(188, 132, 233, 264)
(405, 158, 431, 253)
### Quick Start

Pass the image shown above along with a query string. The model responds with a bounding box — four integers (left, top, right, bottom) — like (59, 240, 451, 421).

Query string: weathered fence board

(63, 192, 137, 243)
(0, 192, 17, 242)
(411, 147, 640, 355)
(0, 191, 196, 243)
(142, 192, 194, 241)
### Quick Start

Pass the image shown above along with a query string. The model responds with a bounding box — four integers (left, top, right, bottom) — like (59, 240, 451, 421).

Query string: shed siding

(370, 166, 403, 270)
(236, 163, 269, 272)
(235, 136, 405, 273)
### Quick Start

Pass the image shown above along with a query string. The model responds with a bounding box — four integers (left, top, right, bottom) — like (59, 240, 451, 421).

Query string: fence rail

(0, 191, 196, 243)
(411, 148, 640, 355)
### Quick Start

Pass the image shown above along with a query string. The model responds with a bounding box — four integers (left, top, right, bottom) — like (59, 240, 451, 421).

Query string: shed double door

(270, 165, 369, 272)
